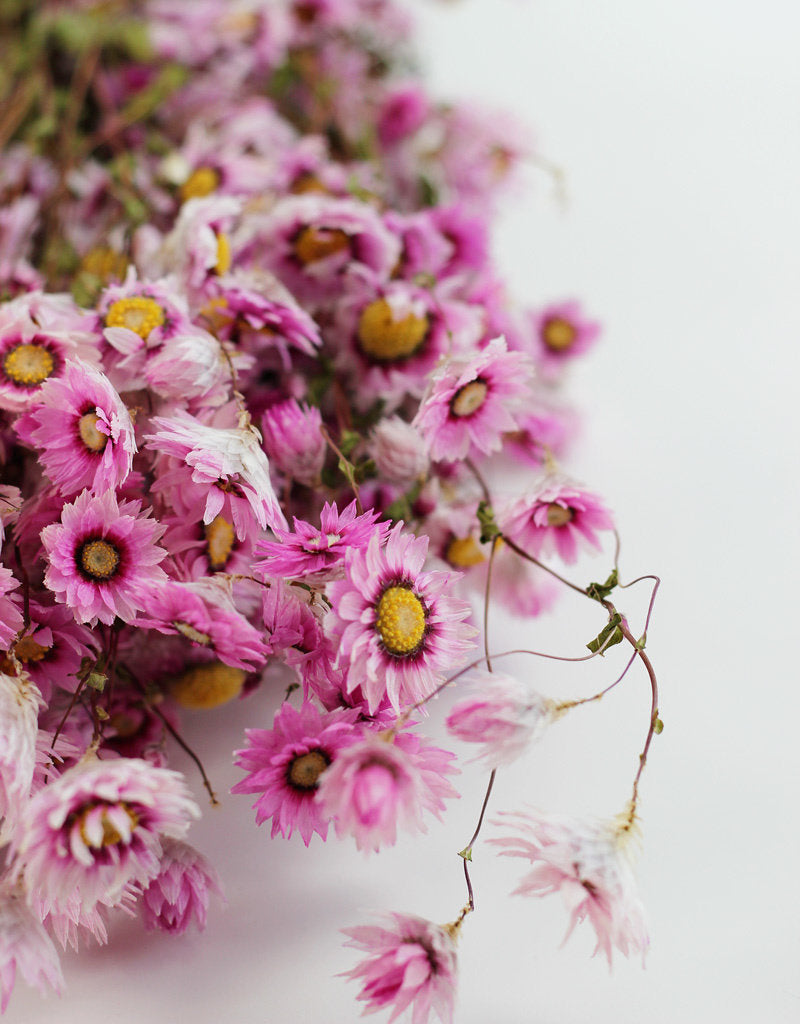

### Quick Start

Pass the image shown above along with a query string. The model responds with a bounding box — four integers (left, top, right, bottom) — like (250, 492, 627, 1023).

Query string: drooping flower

(368, 416, 429, 486)
(342, 912, 458, 1024)
(490, 809, 649, 966)
(10, 756, 200, 916)
(146, 409, 286, 538)
(316, 729, 459, 852)
(414, 336, 533, 462)
(498, 476, 614, 564)
(260, 399, 326, 487)
(0, 882, 63, 1014)
(232, 701, 361, 846)
(255, 501, 385, 581)
(140, 838, 224, 936)
(445, 669, 557, 766)
(326, 524, 476, 714)
(41, 489, 168, 626)
(14, 359, 136, 496)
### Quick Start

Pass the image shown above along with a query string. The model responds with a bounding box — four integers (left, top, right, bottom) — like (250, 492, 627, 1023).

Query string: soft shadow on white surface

(9, 2, 800, 1022)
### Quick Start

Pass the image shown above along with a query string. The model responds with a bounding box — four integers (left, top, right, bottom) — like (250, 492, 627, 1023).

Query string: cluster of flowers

(0, 0, 656, 1019)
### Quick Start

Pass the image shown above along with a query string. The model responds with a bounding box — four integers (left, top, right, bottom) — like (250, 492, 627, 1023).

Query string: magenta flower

(255, 501, 386, 581)
(41, 489, 168, 625)
(0, 566, 23, 650)
(8, 599, 97, 703)
(342, 912, 458, 1024)
(499, 476, 614, 564)
(146, 409, 286, 538)
(260, 399, 326, 487)
(232, 701, 361, 846)
(326, 524, 476, 714)
(136, 579, 270, 672)
(140, 837, 224, 936)
(445, 669, 556, 766)
(0, 883, 63, 1014)
(317, 729, 459, 852)
(414, 336, 533, 462)
(15, 359, 136, 496)
(531, 300, 601, 379)
(11, 757, 200, 916)
(490, 809, 649, 966)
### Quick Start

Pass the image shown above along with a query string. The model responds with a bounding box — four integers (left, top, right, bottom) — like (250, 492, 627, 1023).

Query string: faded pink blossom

(491, 809, 649, 966)
(342, 912, 458, 1024)
(368, 416, 429, 485)
(0, 882, 63, 1014)
(140, 838, 224, 935)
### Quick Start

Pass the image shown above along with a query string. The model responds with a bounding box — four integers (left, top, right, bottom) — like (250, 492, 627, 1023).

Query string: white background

(10, 1, 800, 1021)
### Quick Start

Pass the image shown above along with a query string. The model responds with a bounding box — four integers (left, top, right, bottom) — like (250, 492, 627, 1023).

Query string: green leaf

(85, 671, 107, 692)
(586, 613, 624, 655)
(586, 569, 618, 603)
(654, 716, 664, 735)
(458, 846, 473, 862)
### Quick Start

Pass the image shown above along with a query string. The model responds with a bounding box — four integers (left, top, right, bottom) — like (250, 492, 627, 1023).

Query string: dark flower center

(77, 537, 121, 581)
(287, 749, 330, 790)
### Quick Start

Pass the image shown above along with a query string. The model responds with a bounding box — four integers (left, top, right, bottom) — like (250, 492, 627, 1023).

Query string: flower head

(260, 399, 326, 487)
(491, 809, 649, 966)
(326, 524, 475, 714)
(531, 300, 601, 379)
(140, 837, 224, 935)
(41, 489, 168, 625)
(0, 882, 63, 1014)
(342, 912, 458, 1024)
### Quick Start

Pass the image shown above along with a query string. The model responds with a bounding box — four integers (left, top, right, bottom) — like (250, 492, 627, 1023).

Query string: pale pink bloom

(531, 299, 601, 379)
(255, 501, 385, 581)
(14, 359, 136, 496)
(498, 476, 614, 565)
(140, 838, 224, 935)
(260, 399, 326, 487)
(146, 409, 286, 537)
(41, 489, 168, 626)
(491, 809, 649, 966)
(0, 882, 63, 1013)
(342, 912, 458, 1024)
(317, 730, 458, 853)
(137, 578, 269, 672)
(0, 671, 43, 828)
(368, 416, 429, 485)
(326, 524, 476, 714)
(11, 757, 200, 916)
(414, 336, 533, 462)
(0, 567, 23, 650)
(232, 701, 361, 846)
(446, 669, 556, 766)
(144, 327, 241, 402)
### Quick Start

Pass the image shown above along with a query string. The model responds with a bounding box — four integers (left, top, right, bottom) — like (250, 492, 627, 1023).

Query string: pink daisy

(490, 809, 649, 966)
(140, 837, 224, 936)
(232, 701, 362, 846)
(9, 600, 97, 702)
(146, 409, 286, 538)
(15, 359, 136, 496)
(342, 912, 458, 1024)
(137, 579, 270, 672)
(414, 336, 533, 462)
(0, 883, 63, 1014)
(10, 756, 200, 916)
(255, 501, 385, 581)
(326, 524, 476, 714)
(531, 300, 601, 379)
(317, 729, 459, 853)
(498, 476, 614, 564)
(41, 489, 168, 626)
(445, 669, 556, 766)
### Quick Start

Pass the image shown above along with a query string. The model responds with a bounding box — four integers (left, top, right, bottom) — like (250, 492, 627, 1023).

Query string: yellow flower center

(375, 585, 427, 656)
(78, 411, 108, 453)
(204, 515, 236, 571)
(77, 803, 139, 849)
(450, 379, 488, 418)
(180, 166, 220, 202)
(2, 342, 55, 387)
(78, 538, 120, 581)
(546, 503, 574, 527)
(80, 247, 128, 283)
(214, 232, 231, 275)
(293, 225, 350, 266)
(290, 172, 329, 195)
(171, 662, 246, 709)
(173, 620, 212, 645)
(446, 535, 486, 567)
(287, 749, 330, 791)
(14, 635, 50, 663)
(357, 298, 429, 362)
(541, 316, 577, 352)
(105, 297, 165, 339)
